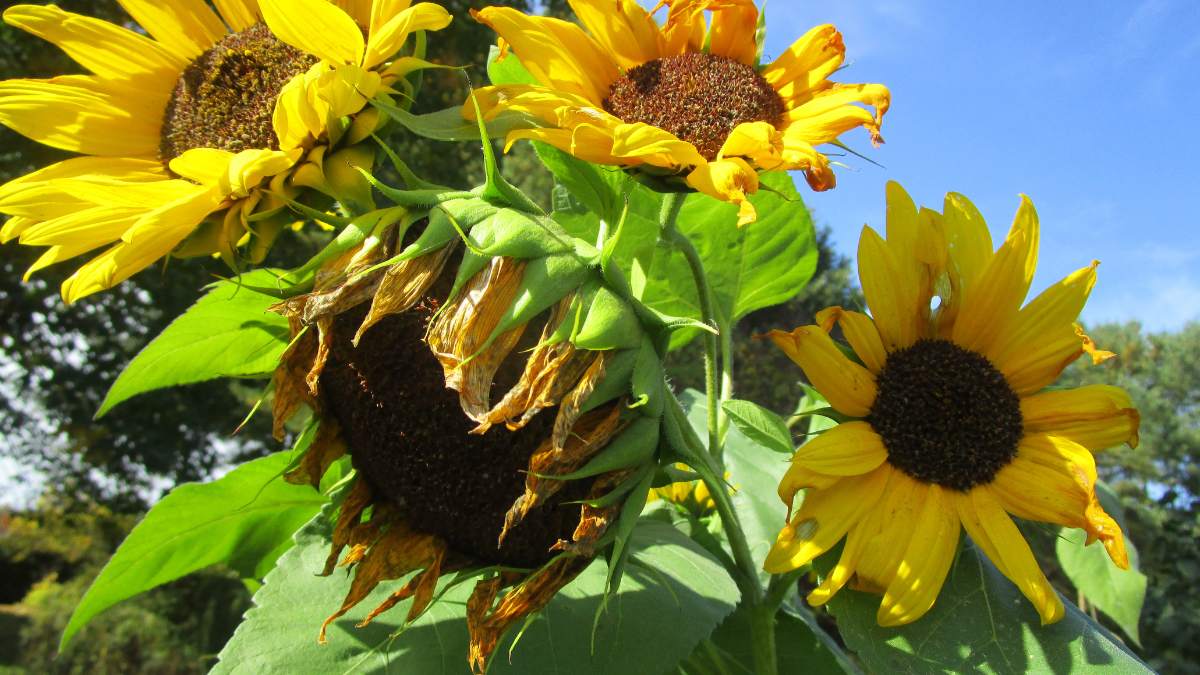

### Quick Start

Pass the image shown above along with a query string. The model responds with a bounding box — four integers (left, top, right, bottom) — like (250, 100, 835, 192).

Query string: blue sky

(751, 0, 1200, 332)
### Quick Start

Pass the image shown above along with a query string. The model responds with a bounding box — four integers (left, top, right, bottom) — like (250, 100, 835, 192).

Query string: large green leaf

(641, 172, 817, 346)
(215, 512, 739, 674)
(1056, 483, 1147, 645)
(97, 269, 291, 417)
(61, 451, 327, 650)
(683, 605, 842, 675)
(829, 541, 1152, 674)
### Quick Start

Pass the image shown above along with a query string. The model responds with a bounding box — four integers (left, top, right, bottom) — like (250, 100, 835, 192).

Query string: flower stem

(658, 192, 723, 461)
(666, 396, 778, 675)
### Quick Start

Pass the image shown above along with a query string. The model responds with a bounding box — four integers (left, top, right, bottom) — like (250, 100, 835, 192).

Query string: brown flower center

(320, 299, 588, 569)
(159, 24, 317, 163)
(602, 53, 785, 161)
(868, 339, 1023, 491)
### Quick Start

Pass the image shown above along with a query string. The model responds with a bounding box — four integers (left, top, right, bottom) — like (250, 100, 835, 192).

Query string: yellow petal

(848, 469, 919, 593)
(1077, 324, 1117, 365)
(951, 195, 1039, 356)
(213, 0, 260, 32)
(877, 484, 960, 626)
(472, 7, 617, 104)
(4, 4, 185, 79)
(335, 0, 375, 25)
(61, 187, 223, 303)
(762, 24, 844, 105)
(994, 433, 1128, 568)
(504, 125, 622, 165)
(0, 76, 162, 156)
(806, 514, 869, 606)
(1022, 385, 1139, 450)
(782, 83, 890, 147)
(957, 487, 1065, 625)
(778, 133, 835, 191)
(612, 122, 706, 167)
(318, 64, 382, 119)
(815, 306, 887, 373)
(707, 0, 759, 65)
(764, 465, 889, 574)
(792, 421, 888, 476)
(719, 121, 784, 168)
(363, 3, 452, 70)
(858, 226, 921, 351)
(370, 0, 416, 34)
(170, 148, 235, 186)
(273, 64, 327, 151)
(763, 325, 877, 417)
(222, 148, 302, 198)
(16, 206, 140, 247)
(260, 0, 364, 66)
(942, 192, 993, 295)
(0, 156, 164, 214)
(991, 261, 1098, 391)
(567, 0, 663, 70)
(685, 158, 759, 226)
(115, 0, 226, 61)
(25, 240, 110, 280)
(659, 0, 706, 56)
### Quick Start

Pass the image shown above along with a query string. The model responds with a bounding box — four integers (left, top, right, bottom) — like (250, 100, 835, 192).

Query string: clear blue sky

(751, 1, 1200, 332)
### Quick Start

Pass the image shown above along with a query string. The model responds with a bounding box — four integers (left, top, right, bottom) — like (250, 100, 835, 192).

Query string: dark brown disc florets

(868, 339, 1023, 491)
(159, 23, 317, 162)
(603, 53, 785, 161)
(320, 300, 589, 569)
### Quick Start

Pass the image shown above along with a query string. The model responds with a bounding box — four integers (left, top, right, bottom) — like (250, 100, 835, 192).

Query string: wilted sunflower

(761, 182, 1139, 626)
(467, 0, 889, 225)
(0, 0, 451, 302)
(270, 197, 665, 672)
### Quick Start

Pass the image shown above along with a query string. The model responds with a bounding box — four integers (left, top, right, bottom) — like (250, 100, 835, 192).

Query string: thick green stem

(717, 322, 735, 441)
(658, 192, 723, 461)
(666, 396, 777, 675)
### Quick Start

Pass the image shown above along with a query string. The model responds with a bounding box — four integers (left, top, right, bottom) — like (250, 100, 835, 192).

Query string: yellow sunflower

(761, 182, 1139, 627)
(0, 0, 451, 302)
(467, 0, 890, 225)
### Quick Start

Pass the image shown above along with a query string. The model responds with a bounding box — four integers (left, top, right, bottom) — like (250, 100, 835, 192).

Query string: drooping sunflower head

(760, 181, 1139, 627)
(0, 0, 451, 302)
(468, 0, 889, 224)
(270, 194, 667, 673)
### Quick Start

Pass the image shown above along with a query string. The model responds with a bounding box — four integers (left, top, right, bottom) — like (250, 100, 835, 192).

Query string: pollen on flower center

(159, 24, 318, 162)
(319, 299, 589, 569)
(603, 53, 785, 161)
(868, 339, 1023, 491)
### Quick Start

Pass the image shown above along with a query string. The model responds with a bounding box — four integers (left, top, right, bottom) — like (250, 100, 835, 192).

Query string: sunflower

(270, 198, 665, 673)
(466, 0, 889, 225)
(0, 0, 451, 302)
(761, 182, 1139, 627)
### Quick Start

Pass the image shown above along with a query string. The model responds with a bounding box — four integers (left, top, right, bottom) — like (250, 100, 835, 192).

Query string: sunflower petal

(261, 0, 364, 66)
(363, 3, 452, 70)
(115, 0, 226, 61)
(782, 83, 890, 147)
(764, 465, 889, 574)
(567, 0, 663, 70)
(763, 325, 877, 417)
(685, 158, 759, 226)
(779, 421, 886, 511)
(877, 484, 960, 626)
(60, 186, 221, 303)
(471, 7, 617, 104)
(858, 226, 921, 351)
(1022, 385, 1139, 450)
(0, 76, 163, 156)
(213, 0, 259, 32)
(763, 25, 843, 104)
(815, 306, 887, 373)
(4, 5, 185, 79)
(991, 261, 1097, 386)
(958, 487, 1065, 625)
(707, 0, 759, 65)
(951, 195, 1039, 356)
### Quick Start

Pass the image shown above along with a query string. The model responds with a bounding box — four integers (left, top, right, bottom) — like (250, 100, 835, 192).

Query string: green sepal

(472, 208, 578, 260)
(486, 254, 591, 343)
(539, 417, 659, 481)
(573, 285, 644, 351)
(580, 347, 637, 413)
(630, 337, 667, 419)
(578, 464, 654, 510)
(603, 468, 656, 597)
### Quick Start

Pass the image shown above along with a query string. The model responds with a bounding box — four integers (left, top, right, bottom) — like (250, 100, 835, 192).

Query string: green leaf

(97, 269, 291, 417)
(215, 514, 739, 675)
(1057, 528, 1147, 645)
(829, 541, 1153, 674)
(61, 452, 327, 650)
(641, 172, 818, 348)
(721, 399, 796, 455)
